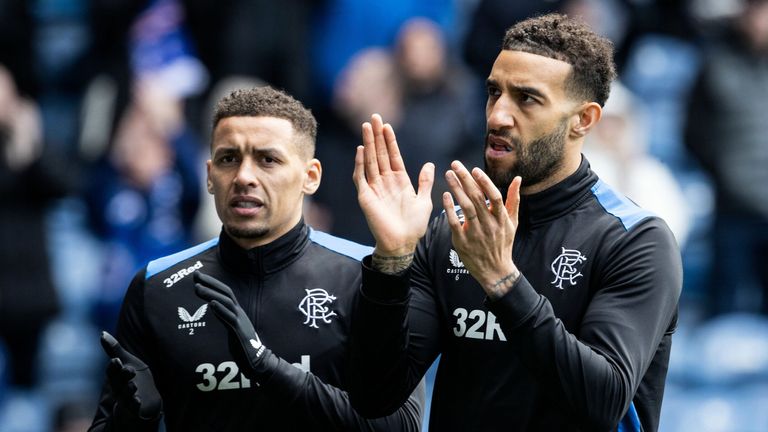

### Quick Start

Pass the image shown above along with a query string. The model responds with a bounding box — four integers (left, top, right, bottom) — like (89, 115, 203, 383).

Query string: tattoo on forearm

(487, 270, 521, 299)
(371, 253, 414, 275)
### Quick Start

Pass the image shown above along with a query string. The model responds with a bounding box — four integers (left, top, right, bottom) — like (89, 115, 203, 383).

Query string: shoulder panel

(145, 237, 219, 279)
(309, 228, 373, 261)
(590, 179, 655, 231)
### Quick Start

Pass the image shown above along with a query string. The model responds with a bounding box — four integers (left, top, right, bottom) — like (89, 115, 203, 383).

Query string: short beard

(225, 225, 269, 241)
(484, 118, 568, 195)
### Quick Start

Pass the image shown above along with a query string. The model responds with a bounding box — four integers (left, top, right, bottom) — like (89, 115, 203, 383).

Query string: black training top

(350, 157, 682, 432)
(89, 222, 424, 432)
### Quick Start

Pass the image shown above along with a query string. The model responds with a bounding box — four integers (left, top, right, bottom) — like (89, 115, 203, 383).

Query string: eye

(260, 155, 280, 166)
(519, 93, 537, 105)
(487, 85, 501, 98)
(215, 154, 239, 166)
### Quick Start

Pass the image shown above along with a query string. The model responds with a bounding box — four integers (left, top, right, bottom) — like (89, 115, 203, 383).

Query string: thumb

(101, 331, 145, 368)
(417, 162, 435, 201)
(101, 331, 125, 360)
(505, 176, 522, 223)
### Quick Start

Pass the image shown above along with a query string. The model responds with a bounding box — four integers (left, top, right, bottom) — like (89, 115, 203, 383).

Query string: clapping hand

(353, 114, 434, 268)
(100, 331, 162, 421)
(442, 161, 522, 299)
(194, 272, 273, 380)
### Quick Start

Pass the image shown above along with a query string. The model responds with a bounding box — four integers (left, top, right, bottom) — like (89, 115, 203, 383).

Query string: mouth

(486, 134, 514, 157)
(230, 196, 264, 215)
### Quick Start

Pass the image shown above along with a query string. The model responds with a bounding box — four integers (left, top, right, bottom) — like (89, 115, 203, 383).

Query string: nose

(487, 96, 514, 131)
(233, 158, 259, 189)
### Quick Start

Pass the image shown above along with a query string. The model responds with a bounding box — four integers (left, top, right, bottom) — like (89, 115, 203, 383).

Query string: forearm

(487, 277, 630, 430)
(257, 355, 424, 431)
(486, 225, 682, 430)
(349, 256, 438, 418)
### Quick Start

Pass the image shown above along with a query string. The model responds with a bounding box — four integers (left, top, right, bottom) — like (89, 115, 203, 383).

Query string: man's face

(483, 50, 576, 193)
(207, 116, 319, 249)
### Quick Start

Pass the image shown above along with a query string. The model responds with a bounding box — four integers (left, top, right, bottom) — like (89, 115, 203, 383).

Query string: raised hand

(353, 114, 434, 261)
(442, 161, 522, 299)
(100, 331, 162, 421)
(193, 272, 272, 379)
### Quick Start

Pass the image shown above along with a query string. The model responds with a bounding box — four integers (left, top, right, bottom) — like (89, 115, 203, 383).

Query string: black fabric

(350, 157, 682, 431)
(89, 222, 424, 431)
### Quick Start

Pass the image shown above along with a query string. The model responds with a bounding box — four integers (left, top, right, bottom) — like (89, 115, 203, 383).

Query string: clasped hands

(353, 114, 522, 299)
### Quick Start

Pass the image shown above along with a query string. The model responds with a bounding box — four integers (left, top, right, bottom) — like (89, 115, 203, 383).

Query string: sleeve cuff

(360, 255, 411, 304)
(485, 275, 542, 330)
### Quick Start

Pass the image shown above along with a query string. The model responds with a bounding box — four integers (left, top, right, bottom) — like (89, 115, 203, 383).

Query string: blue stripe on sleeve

(309, 228, 373, 261)
(145, 237, 219, 279)
(590, 179, 654, 231)
(617, 402, 641, 432)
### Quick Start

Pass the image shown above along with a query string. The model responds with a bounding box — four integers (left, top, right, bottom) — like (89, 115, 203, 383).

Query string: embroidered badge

(298, 288, 337, 328)
(550, 247, 587, 290)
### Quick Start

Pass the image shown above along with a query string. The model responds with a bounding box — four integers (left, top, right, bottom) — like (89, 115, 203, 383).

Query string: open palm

(353, 114, 434, 256)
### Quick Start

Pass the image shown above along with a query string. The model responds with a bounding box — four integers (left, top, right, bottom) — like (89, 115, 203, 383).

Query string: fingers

(444, 167, 478, 224)
(442, 191, 463, 234)
(101, 331, 136, 365)
(382, 122, 405, 172)
(361, 114, 404, 184)
(194, 282, 237, 313)
(101, 332, 148, 372)
(471, 167, 504, 217)
(361, 121, 380, 182)
(505, 176, 522, 223)
(194, 272, 232, 293)
(100, 331, 122, 359)
(450, 161, 492, 221)
(208, 300, 239, 326)
(445, 161, 508, 226)
(106, 358, 134, 381)
(194, 273, 243, 326)
(371, 114, 392, 174)
(352, 146, 369, 194)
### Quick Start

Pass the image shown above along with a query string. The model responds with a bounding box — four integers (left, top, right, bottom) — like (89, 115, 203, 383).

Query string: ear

(303, 158, 322, 195)
(570, 102, 602, 138)
(206, 159, 214, 194)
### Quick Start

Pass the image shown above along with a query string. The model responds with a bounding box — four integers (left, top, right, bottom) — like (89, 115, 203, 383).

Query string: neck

(521, 150, 582, 195)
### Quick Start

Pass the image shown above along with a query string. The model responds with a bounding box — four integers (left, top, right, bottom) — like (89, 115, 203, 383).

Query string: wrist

(371, 246, 415, 275)
(482, 266, 521, 300)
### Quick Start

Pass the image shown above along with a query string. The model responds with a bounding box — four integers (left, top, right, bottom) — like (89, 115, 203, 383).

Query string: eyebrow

(212, 146, 286, 158)
(486, 78, 547, 101)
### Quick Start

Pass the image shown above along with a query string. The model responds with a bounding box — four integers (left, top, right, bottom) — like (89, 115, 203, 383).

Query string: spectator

(85, 80, 202, 332)
(0, 64, 65, 390)
(684, 0, 768, 316)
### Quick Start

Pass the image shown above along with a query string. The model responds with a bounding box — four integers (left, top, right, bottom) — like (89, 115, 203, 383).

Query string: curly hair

(503, 13, 616, 107)
(212, 86, 317, 157)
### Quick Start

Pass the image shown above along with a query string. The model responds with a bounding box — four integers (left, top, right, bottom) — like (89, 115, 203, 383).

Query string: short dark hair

(212, 86, 317, 157)
(503, 13, 616, 107)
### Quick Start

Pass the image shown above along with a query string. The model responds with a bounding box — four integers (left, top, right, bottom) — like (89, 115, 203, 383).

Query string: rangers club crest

(550, 247, 587, 290)
(298, 288, 337, 328)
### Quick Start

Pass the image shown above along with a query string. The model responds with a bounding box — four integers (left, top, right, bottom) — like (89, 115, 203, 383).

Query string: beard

(225, 224, 269, 241)
(484, 118, 568, 194)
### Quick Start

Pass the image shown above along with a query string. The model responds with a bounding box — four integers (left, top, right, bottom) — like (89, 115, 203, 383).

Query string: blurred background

(0, 0, 767, 430)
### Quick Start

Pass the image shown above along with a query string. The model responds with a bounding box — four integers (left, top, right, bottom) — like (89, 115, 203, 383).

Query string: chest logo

(550, 247, 587, 290)
(178, 304, 208, 335)
(298, 288, 337, 328)
(447, 249, 470, 280)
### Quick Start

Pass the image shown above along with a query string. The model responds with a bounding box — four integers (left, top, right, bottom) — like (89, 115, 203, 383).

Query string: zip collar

(518, 156, 598, 228)
(218, 220, 310, 275)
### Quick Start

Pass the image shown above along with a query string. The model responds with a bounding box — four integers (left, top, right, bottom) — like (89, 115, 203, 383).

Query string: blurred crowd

(0, 0, 767, 430)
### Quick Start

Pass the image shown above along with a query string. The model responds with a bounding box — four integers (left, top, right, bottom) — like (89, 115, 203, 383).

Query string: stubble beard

(484, 119, 568, 195)
(225, 224, 270, 241)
